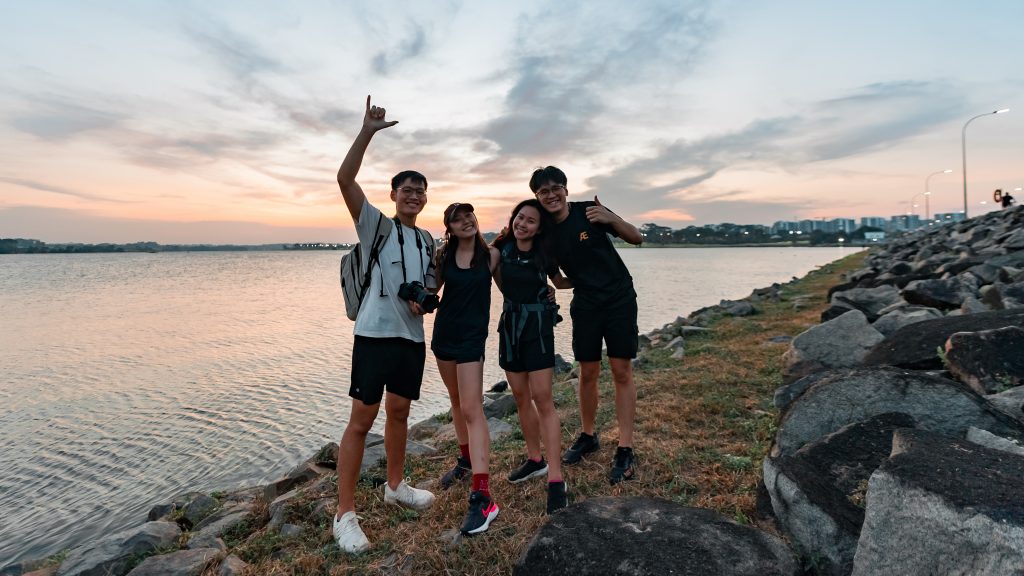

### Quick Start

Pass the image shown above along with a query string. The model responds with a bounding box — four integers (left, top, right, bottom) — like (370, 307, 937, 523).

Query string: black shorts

(349, 336, 426, 405)
(570, 299, 638, 362)
(498, 318, 555, 373)
(432, 342, 485, 365)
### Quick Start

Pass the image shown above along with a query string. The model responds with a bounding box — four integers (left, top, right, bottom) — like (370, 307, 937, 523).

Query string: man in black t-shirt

(530, 166, 644, 485)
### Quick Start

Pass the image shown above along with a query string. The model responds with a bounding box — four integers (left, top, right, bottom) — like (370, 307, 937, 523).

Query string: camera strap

(394, 216, 425, 285)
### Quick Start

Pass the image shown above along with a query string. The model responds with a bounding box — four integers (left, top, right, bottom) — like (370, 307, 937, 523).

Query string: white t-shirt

(353, 199, 436, 342)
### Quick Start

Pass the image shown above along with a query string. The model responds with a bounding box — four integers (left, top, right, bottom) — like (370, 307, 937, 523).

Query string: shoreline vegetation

(1, 237, 864, 254)
(14, 252, 864, 575)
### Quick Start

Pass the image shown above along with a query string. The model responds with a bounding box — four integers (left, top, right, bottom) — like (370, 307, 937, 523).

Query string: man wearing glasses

(331, 96, 437, 553)
(530, 166, 644, 485)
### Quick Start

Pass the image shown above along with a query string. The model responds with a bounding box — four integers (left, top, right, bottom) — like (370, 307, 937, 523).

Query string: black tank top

(499, 244, 548, 305)
(432, 252, 491, 345)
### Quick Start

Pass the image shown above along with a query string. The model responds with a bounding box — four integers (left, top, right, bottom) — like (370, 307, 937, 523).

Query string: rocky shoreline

(8, 205, 1023, 575)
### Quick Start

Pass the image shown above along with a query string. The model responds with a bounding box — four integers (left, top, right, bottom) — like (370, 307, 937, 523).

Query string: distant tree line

(0, 239, 289, 254)
(635, 223, 883, 246)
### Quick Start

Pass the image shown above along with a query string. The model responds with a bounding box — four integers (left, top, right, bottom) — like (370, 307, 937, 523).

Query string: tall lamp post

(924, 169, 952, 222)
(962, 108, 1009, 218)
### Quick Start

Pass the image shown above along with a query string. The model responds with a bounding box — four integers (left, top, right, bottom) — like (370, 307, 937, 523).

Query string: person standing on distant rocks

(530, 166, 644, 485)
(332, 96, 437, 553)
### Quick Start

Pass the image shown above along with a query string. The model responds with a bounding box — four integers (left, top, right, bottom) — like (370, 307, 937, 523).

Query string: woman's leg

(506, 370, 542, 460)
(436, 357, 469, 447)
(457, 360, 489, 475)
(527, 367, 562, 482)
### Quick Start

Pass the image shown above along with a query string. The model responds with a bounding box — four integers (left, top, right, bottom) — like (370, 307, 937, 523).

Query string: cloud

(0, 177, 135, 203)
(586, 79, 969, 221)
(8, 98, 126, 141)
(371, 23, 428, 75)
(480, 0, 715, 158)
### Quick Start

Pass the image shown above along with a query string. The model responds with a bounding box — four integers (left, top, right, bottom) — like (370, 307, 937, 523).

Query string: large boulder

(900, 277, 975, 310)
(513, 497, 797, 576)
(986, 386, 1024, 423)
(781, 311, 884, 385)
(944, 326, 1024, 394)
(829, 285, 903, 322)
(57, 522, 181, 576)
(125, 549, 221, 576)
(852, 428, 1024, 575)
(869, 306, 942, 337)
(763, 413, 915, 576)
(772, 367, 1024, 456)
(862, 308, 1024, 369)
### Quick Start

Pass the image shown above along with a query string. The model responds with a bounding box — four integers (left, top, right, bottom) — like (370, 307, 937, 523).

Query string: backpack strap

(357, 214, 393, 306)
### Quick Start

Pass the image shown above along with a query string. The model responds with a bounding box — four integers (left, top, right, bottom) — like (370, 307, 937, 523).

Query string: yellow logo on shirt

(579, 232, 589, 242)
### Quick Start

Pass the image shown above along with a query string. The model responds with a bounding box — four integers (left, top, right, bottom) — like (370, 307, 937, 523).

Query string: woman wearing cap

(432, 202, 502, 535)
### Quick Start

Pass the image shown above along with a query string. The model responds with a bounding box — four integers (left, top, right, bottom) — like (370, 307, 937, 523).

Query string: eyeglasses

(534, 184, 565, 199)
(398, 186, 427, 197)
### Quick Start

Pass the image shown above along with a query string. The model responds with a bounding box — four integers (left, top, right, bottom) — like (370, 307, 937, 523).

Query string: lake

(0, 247, 859, 566)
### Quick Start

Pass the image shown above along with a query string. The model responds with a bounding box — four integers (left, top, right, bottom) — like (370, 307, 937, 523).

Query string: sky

(1, 0, 1021, 244)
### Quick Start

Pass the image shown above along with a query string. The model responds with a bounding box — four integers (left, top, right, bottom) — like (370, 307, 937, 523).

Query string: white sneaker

(333, 511, 369, 554)
(383, 479, 436, 510)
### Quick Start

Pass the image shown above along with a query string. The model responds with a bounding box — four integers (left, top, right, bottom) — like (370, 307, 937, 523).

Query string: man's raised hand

(363, 95, 399, 132)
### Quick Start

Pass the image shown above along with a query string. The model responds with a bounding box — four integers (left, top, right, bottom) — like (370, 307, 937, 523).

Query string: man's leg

(337, 399, 382, 515)
(609, 357, 635, 448)
(383, 391, 412, 490)
(577, 360, 601, 436)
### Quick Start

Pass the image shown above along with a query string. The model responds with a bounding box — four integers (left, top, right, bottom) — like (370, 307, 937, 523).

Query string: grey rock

(945, 326, 1024, 394)
(767, 335, 793, 344)
(262, 460, 329, 502)
(901, 277, 975, 310)
(313, 441, 339, 467)
(830, 285, 903, 322)
(852, 428, 1024, 576)
(772, 367, 1024, 457)
(188, 511, 249, 545)
(179, 493, 218, 529)
(966, 426, 1024, 457)
(487, 417, 515, 442)
(720, 299, 757, 316)
(185, 533, 225, 551)
(959, 294, 989, 314)
(483, 393, 518, 419)
(764, 413, 916, 576)
(407, 417, 443, 441)
(870, 306, 943, 337)
(146, 503, 175, 522)
(267, 488, 299, 530)
(125, 548, 221, 576)
(57, 521, 181, 576)
(553, 354, 573, 375)
(863, 308, 1024, 370)
(773, 372, 832, 411)
(781, 310, 884, 385)
(489, 380, 509, 393)
(967, 263, 1008, 285)
(514, 497, 797, 576)
(218, 555, 247, 576)
(664, 335, 684, 350)
(986, 386, 1024, 423)
(670, 348, 685, 360)
(280, 524, 302, 537)
(192, 501, 252, 532)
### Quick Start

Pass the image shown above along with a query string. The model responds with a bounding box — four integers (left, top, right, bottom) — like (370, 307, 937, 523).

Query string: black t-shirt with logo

(551, 201, 636, 311)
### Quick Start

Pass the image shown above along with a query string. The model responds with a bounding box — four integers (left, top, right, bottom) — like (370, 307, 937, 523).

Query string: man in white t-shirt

(332, 95, 437, 553)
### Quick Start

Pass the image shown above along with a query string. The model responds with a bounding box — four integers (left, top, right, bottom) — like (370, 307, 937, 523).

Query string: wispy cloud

(0, 176, 135, 203)
(8, 97, 126, 141)
(371, 23, 428, 75)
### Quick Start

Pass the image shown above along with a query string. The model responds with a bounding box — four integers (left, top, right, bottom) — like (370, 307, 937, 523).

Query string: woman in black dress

(432, 202, 502, 535)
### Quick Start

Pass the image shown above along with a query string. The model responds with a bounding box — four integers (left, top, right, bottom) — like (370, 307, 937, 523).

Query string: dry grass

(222, 253, 863, 575)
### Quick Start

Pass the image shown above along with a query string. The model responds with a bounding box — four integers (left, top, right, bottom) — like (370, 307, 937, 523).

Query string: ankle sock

(529, 456, 543, 463)
(472, 473, 490, 496)
(459, 443, 471, 463)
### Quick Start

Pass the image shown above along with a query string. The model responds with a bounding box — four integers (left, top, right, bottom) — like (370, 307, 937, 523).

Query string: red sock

(529, 456, 543, 463)
(459, 443, 471, 463)
(472, 473, 490, 497)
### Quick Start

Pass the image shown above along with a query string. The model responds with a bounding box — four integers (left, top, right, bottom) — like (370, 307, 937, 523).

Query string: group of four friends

(331, 97, 643, 553)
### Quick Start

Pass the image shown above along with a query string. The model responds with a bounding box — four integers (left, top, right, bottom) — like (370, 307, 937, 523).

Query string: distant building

(771, 221, 799, 234)
(933, 212, 966, 223)
(889, 214, 922, 231)
(864, 231, 886, 242)
(830, 218, 857, 234)
(860, 217, 886, 229)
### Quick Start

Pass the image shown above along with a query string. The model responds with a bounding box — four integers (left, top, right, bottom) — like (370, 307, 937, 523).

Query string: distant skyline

(1, 1, 1021, 244)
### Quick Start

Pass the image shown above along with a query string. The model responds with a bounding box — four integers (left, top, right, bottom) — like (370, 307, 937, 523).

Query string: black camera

(398, 281, 439, 313)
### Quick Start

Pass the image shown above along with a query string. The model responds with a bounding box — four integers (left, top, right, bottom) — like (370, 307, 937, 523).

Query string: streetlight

(962, 108, 1009, 217)
(924, 169, 952, 221)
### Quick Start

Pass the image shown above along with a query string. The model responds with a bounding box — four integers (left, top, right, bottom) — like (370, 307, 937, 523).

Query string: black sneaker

(507, 457, 548, 484)
(546, 481, 568, 514)
(440, 456, 471, 489)
(609, 447, 636, 485)
(562, 432, 600, 464)
(460, 490, 500, 535)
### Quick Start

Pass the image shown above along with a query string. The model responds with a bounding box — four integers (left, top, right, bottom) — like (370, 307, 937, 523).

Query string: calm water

(0, 247, 857, 566)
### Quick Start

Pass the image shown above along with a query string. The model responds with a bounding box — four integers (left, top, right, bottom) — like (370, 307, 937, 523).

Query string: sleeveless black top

(432, 251, 491, 348)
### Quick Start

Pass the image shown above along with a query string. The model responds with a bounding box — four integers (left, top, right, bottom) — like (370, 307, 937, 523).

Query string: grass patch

(201, 252, 863, 575)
